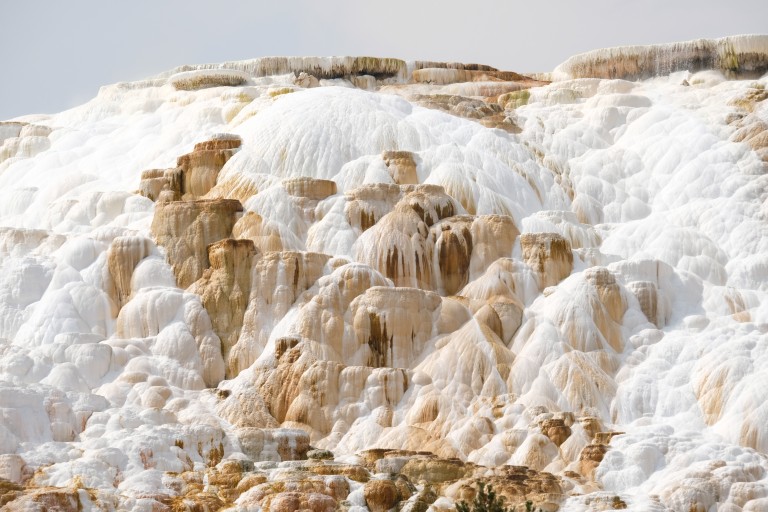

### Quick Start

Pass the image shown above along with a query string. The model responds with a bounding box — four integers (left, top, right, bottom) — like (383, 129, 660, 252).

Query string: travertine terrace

(1, 35, 768, 511)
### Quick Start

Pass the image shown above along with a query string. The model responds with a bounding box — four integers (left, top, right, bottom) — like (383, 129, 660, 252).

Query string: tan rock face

(452, 470, 564, 512)
(217, 386, 279, 429)
(236, 427, 310, 461)
(583, 267, 626, 351)
(364, 479, 401, 512)
(294, 263, 389, 360)
(487, 297, 524, 345)
(408, 94, 522, 134)
(351, 286, 441, 368)
(399, 456, 471, 484)
(432, 216, 473, 296)
(282, 177, 337, 200)
(191, 239, 257, 372)
(229, 251, 330, 376)
(106, 235, 152, 311)
(151, 199, 243, 289)
(432, 214, 518, 296)
(176, 138, 240, 200)
(579, 443, 609, 480)
(355, 186, 460, 290)
(356, 202, 433, 289)
(138, 135, 241, 202)
(263, 492, 337, 512)
(382, 150, 419, 185)
(345, 183, 403, 232)
(540, 418, 572, 447)
(232, 211, 285, 253)
(521, 232, 573, 289)
(627, 281, 660, 327)
(138, 169, 174, 201)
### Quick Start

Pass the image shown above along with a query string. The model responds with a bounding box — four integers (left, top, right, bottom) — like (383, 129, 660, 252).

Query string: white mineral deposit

(0, 34, 767, 511)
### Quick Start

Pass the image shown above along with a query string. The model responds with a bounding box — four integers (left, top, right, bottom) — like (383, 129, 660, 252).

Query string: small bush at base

(455, 482, 541, 512)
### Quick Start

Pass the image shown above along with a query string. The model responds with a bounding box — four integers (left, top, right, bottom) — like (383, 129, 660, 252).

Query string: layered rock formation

(554, 35, 768, 80)
(1, 37, 768, 512)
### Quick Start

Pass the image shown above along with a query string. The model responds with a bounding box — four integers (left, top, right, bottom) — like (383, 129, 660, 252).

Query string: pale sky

(1, 0, 766, 120)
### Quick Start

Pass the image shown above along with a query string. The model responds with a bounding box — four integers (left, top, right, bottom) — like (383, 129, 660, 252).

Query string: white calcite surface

(1, 38, 768, 511)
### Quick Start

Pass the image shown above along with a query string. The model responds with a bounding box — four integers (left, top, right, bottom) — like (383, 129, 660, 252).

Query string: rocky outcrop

(106, 235, 152, 311)
(282, 177, 337, 200)
(627, 281, 661, 327)
(228, 251, 330, 376)
(169, 69, 249, 90)
(432, 214, 518, 296)
(730, 110, 768, 166)
(520, 232, 573, 289)
(191, 239, 257, 367)
(355, 185, 459, 289)
(151, 199, 243, 289)
(236, 427, 310, 461)
(364, 479, 402, 512)
(175, 136, 241, 200)
(554, 35, 768, 80)
(165, 56, 408, 81)
(351, 286, 441, 368)
(408, 93, 521, 133)
(345, 183, 404, 232)
(0, 122, 52, 164)
(139, 135, 241, 201)
(412, 68, 531, 85)
(382, 150, 419, 185)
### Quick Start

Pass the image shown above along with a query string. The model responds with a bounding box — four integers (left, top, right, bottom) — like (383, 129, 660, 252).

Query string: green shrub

(455, 482, 541, 512)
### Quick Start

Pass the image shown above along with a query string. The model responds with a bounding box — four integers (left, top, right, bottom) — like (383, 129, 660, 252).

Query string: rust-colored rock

(194, 136, 242, 151)
(408, 93, 521, 134)
(594, 431, 624, 445)
(138, 136, 241, 202)
(412, 68, 531, 85)
(579, 417, 603, 440)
